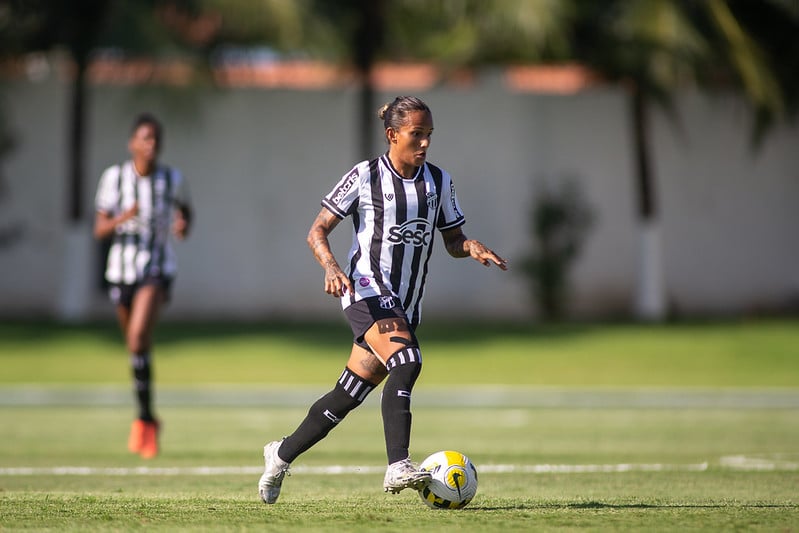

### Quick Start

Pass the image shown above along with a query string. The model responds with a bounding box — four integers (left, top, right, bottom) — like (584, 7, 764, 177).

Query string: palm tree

(307, 0, 386, 159)
(379, 0, 796, 320)
(569, 0, 793, 320)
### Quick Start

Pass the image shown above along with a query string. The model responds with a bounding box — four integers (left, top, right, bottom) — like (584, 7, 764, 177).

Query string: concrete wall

(1, 70, 797, 322)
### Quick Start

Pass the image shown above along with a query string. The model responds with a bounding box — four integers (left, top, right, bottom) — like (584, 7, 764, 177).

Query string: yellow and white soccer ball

(417, 450, 478, 509)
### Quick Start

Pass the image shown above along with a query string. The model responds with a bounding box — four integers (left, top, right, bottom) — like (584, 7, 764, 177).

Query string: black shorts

(108, 276, 173, 309)
(344, 295, 417, 351)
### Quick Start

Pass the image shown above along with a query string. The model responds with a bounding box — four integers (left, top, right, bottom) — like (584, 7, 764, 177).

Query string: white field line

(719, 455, 799, 471)
(1, 458, 794, 476)
(0, 464, 703, 476)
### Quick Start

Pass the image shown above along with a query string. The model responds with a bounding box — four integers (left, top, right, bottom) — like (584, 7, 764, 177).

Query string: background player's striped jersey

(95, 161, 191, 285)
(322, 153, 465, 326)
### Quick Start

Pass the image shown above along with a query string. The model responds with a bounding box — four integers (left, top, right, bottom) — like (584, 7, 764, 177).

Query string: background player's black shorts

(108, 276, 173, 308)
(344, 295, 418, 352)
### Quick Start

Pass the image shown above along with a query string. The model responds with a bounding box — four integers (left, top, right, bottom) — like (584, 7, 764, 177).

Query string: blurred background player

(93, 112, 193, 459)
(259, 96, 507, 503)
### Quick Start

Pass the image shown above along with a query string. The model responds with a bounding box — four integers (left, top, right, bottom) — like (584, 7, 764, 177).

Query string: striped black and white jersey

(95, 160, 191, 285)
(321, 153, 465, 326)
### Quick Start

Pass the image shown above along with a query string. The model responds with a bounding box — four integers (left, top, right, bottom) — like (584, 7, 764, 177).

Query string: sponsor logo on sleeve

(330, 168, 359, 205)
(450, 182, 462, 217)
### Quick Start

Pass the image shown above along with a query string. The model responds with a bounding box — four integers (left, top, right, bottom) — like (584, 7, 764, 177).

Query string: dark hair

(130, 112, 163, 148)
(378, 96, 431, 142)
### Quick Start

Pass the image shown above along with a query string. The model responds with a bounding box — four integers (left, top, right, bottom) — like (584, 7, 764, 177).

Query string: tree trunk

(59, 48, 94, 321)
(353, 0, 383, 160)
(68, 56, 87, 222)
(630, 85, 666, 321)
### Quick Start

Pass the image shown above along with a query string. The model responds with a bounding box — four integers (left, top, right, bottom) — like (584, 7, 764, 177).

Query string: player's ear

(386, 127, 398, 144)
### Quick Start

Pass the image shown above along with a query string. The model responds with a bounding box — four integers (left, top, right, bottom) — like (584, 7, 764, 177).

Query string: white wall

(1, 70, 797, 321)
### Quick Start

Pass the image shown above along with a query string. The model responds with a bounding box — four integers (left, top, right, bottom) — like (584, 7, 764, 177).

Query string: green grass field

(1, 319, 798, 531)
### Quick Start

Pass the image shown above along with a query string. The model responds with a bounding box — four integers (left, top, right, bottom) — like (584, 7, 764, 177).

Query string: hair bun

(377, 103, 390, 121)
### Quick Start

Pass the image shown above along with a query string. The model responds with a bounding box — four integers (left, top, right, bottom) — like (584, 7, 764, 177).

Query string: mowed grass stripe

(2, 385, 799, 408)
(2, 458, 796, 477)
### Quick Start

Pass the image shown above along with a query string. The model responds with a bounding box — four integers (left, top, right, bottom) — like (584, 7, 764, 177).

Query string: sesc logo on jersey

(387, 218, 433, 247)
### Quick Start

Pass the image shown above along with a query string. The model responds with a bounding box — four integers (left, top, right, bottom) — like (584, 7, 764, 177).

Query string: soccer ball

(417, 450, 478, 509)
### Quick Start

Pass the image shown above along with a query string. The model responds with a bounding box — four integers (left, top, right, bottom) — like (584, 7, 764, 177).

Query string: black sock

(131, 352, 154, 421)
(279, 367, 375, 463)
(381, 347, 422, 464)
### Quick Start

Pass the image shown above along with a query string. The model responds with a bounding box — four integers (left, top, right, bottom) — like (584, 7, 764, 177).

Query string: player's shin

(278, 367, 375, 463)
(381, 347, 422, 464)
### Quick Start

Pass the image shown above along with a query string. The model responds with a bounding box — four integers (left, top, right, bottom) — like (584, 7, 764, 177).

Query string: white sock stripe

(386, 347, 422, 370)
(338, 368, 374, 400)
(130, 354, 150, 369)
(356, 386, 373, 402)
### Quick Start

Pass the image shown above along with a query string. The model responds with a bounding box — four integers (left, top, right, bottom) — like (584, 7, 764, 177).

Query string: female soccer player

(93, 113, 193, 459)
(259, 96, 507, 503)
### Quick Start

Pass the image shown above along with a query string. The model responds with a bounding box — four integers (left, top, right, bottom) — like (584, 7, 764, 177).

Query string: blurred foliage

(1, 0, 796, 131)
(565, 0, 797, 146)
(0, 0, 796, 222)
(382, 0, 575, 66)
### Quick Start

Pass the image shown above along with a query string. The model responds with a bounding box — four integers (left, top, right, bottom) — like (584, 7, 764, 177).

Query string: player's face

(128, 124, 160, 166)
(388, 110, 433, 176)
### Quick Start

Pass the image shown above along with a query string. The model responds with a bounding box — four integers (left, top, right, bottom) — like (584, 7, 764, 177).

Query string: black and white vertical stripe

(337, 367, 375, 402)
(95, 160, 190, 284)
(385, 347, 423, 371)
(321, 154, 465, 326)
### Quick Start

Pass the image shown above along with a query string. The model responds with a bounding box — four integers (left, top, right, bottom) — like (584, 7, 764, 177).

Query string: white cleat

(383, 458, 431, 494)
(258, 440, 291, 504)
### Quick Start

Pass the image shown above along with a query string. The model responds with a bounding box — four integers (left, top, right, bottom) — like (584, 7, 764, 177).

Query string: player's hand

(120, 202, 139, 223)
(114, 203, 139, 229)
(324, 262, 353, 297)
(172, 211, 189, 240)
(466, 240, 508, 270)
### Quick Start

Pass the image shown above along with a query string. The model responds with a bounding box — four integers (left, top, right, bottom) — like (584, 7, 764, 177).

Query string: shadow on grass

(4, 317, 796, 359)
(468, 501, 799, 511)
(0, 319, 602, 351)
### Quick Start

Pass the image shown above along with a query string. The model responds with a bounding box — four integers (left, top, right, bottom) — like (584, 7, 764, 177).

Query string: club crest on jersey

(426, 192, 437, 209)
(385, 193, 394, 201)
(378, 296, 396, 310)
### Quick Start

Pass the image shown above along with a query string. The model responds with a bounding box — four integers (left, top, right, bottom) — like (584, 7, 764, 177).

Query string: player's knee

(385, 346, 422, 372)
(310, 367, 376, 423)
(126, 334, 150, 354)
(385, 346, 423, 390)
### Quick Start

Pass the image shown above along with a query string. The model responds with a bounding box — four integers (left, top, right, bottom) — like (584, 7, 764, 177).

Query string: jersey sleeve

(95, 165, 121, 214)
(437, 171, 466, 230)
(170, 168, 192, 209)
(321, 161, 367, 219)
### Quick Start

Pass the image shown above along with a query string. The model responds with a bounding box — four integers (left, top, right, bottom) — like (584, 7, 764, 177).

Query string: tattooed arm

(441, 226, 508, 270)
(307, 207, 354, 297)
